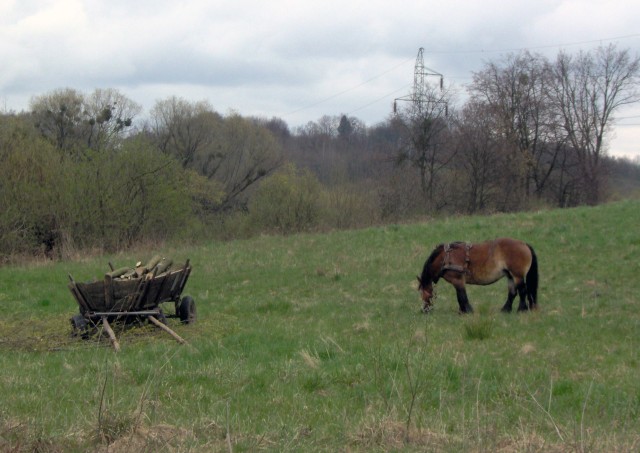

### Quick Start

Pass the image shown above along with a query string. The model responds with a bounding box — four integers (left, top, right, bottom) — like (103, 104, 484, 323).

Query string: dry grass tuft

(299, 349, 321, 369)
(96, 423, 194, 453)
(349, 411, 448, 451)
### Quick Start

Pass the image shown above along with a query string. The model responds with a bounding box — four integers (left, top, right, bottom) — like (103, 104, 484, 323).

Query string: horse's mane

(420, 244, 445, 287)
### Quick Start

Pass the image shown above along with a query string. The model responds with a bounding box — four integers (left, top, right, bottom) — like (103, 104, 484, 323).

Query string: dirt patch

(520, 342, 536, 354)
(0, 315, 181, 353)
(349, 415, 449, 451)
(95, 423, 194, 453)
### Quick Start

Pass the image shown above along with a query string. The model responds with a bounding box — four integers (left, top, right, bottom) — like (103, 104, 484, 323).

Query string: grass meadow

(0, 200, 639, 452)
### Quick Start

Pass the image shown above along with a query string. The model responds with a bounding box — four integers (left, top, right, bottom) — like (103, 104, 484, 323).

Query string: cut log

(106, 267, 130, 279)
(148, 315, 188, 345)
(145, 255, 162, 272)
(154, 258, 173, 274)
(101, 317, 121, 352)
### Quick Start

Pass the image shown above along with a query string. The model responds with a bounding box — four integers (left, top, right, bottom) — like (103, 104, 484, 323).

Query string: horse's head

(417, 276, 435, 313)
(418, 244, 443, 313)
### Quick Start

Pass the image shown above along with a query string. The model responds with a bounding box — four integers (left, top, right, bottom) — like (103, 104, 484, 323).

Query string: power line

(284, 56, 415, 117)
(421, 33, 640, 55)
(284, 33, 640, 121)
(348, 85, 411, 116)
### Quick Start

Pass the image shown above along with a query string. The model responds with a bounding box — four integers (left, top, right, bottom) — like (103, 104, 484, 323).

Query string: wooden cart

(68, 258, 195, 350)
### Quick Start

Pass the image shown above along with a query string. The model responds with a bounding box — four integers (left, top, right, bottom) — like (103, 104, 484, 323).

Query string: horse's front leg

(454, 285, 474, 313)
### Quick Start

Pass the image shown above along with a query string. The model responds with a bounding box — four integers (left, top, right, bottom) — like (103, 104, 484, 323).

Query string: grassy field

(1, 200, 639, 452)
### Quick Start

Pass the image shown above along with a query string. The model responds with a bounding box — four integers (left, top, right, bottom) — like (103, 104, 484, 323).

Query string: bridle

(420, 242, 470, 313)
(421, 284, 438, 313)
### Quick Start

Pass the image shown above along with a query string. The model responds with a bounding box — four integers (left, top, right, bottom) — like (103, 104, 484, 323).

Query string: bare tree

(456, 101, 502, 213)
(469, 51, 560, 201)
(30, 88, 86, 154)
(394, 83, 456, 210)
(31, 88, 140, 155)
(549, 44, 640, 204)
(149, 98, 282, 210)
(207, 113, 282, 208)
(84, 88, 141, 150)
(149, 96, 222, 168)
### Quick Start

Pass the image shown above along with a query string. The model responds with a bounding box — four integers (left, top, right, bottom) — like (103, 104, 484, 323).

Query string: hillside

(0, 200, 639, 451)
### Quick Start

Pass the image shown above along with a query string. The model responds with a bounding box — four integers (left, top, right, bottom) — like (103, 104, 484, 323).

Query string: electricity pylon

(394, 47, 444, 115)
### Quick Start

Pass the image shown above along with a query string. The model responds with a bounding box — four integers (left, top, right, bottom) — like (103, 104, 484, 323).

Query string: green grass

(1, 200, 639, 451)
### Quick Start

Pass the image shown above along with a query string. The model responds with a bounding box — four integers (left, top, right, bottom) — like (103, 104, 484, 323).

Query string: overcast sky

(2, 0, 639, 157)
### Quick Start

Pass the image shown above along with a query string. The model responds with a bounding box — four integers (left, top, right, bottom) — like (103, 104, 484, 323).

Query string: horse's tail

(526, 244, 539, 308)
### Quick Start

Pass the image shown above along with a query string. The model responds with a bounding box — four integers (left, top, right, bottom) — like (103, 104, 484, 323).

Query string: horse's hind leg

(516, 280, 529, 311)
(501, 277, 517, 312)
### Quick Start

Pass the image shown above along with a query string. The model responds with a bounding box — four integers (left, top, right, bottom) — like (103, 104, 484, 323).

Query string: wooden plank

(92, 310, 160, 316)
(132, 271, 154, 310)
(104, 274, 114, 309)
(170, 260, 191, 300)
(67, 275, 91, 313)
(148, 315, 188, 345)
(101, 317, 121, 352)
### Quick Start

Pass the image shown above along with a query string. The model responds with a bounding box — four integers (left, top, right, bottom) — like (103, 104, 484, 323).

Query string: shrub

(60, 139, 194, 251)
(0, 116, 66, 260)
(320, 184, 380, 230)
(248, 163, 322, 235)
(0, 114, 223, 258)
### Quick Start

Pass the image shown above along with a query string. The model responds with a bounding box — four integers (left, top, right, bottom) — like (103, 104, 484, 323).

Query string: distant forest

(1, 44, 639, 261)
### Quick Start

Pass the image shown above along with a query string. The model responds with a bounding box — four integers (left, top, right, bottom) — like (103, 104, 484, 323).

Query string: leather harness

(441, 242, 472, 275)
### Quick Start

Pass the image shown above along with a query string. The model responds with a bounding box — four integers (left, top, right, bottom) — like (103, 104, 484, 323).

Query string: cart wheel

(70, 314, 89, 339)
(178, 296, 196, 324)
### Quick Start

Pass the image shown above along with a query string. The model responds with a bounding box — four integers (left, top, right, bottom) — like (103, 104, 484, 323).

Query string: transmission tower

(394, 47, 444, 115)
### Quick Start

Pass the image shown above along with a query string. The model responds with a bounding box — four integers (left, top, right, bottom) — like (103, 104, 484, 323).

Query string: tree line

(1, 44, 639, 261)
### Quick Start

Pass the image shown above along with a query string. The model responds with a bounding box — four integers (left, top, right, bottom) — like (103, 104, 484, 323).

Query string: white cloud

(1, 0, 639, 156)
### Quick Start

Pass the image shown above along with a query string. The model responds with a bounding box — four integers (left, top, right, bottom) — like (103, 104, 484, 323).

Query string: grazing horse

(417, 238, 538, 313)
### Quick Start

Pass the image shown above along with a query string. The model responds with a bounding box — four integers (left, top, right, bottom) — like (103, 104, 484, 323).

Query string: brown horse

(417, 238, 538, 313)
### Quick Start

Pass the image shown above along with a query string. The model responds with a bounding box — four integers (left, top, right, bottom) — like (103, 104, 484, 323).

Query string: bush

(320, 184, 380, 230)
(60, 138, 194, 251)
(248, 164, 322, 235)
(0, 114, 206, 260)
(0, 116, 67, 260)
